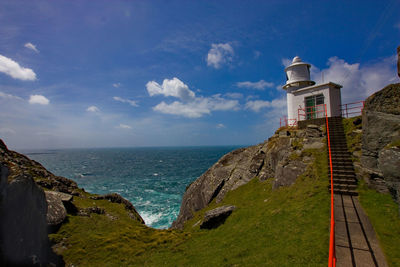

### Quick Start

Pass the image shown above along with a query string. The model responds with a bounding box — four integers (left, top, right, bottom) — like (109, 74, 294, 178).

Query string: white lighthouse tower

(282, 56, 342, 125)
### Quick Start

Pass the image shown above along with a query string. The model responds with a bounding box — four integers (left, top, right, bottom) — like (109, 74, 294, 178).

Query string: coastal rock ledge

(171, 124, 324, 229)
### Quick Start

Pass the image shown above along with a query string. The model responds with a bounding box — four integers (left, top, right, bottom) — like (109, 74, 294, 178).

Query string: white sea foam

(140, 211, 163, 226)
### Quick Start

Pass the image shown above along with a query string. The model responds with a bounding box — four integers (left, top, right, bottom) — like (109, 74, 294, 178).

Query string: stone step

(329, 143, 348, 146)
(331, 180, 358, 186)
(330, 184, 357, 191)
(329, 169, 355, 175)
(330, 158, 353, 162)
(331, 165, 354, 170)
(332, 173, 357, 179)
(331, 158, 353, 162)
(333, 189, 358, 196)
(330, 151, 351, 155)
(331, 160, 353, 164)
(331, 152, 351, 155)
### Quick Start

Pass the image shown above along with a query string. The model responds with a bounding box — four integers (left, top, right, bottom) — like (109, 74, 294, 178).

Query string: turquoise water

(24, 146, 240, 229)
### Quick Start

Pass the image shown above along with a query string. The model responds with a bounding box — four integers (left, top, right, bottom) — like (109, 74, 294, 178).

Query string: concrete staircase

(327, 117, 358, 196)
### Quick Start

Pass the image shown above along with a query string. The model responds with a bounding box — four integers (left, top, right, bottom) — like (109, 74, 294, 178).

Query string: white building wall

(329, 87, 342, 117)
(286, 83, 342, 122)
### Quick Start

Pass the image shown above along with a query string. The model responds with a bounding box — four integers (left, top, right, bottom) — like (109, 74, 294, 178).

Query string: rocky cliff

(0, 139, 144, 265)
(360, 83, 400, 211)
(172, 124, 325, 229)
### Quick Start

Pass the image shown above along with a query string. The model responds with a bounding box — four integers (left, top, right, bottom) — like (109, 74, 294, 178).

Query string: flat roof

(294, 82, 342, 94)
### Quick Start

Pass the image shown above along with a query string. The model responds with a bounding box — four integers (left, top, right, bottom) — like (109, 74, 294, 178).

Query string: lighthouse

(282, 56, 342, 125)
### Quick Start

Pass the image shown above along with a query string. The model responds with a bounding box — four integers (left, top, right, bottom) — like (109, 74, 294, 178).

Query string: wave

(140, 211, 164, 227)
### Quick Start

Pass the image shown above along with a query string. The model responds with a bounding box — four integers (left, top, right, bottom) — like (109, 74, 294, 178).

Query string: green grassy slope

(142, 148, 330, 266)
(51, 148, 330, 266)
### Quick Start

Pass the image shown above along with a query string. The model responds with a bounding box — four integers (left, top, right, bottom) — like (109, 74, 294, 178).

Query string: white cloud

(0, 54, 36, 81)
(0, 91, 23, 100)
(113, 96, 138, 107)
(146, 77, 195, 101)
(113, 83, 121, 88)
(254, 50, 261, 59)
(153, 95, 239, 118)
(29, 95, 49, 105)
(24, 42, 39, 53)
(87, 106, 100, 112)
(216, 123, 226, 129)
(117, 124, 132, 129)
(206, 43, 234, 69)
(311, 56, 398, 103)
(148, 77, 240, 118)
(245, 100, 270, 112)
(236, 80, 274, 90)
(245, 98, 286, 113)
(224, 92, 243, 99)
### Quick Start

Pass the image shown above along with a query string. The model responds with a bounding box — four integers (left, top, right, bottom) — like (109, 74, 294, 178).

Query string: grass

(50, 148, 331, 266)
(49, 194, 188, 266)
(342, 116, 400, 266)
(358, 181, 400, 266)
(342, 116, 362, 158)
(141, 148, 330, 266)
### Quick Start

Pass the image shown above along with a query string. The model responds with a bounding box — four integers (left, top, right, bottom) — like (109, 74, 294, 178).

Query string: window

(305, 94, 324, 119)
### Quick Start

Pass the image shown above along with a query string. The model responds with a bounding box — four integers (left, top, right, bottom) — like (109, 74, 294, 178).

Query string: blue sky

(0, 0, 399, 149)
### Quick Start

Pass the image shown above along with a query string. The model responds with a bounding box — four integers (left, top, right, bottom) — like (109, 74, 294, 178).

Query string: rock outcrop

(171, 125, 324, 229)
(360, 83, 400, 210)
(0, 164, 62, 266)
(91, 193, 145, 223)
(200, 205, 236, 229)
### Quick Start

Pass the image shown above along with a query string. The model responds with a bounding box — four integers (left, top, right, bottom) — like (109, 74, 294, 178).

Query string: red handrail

(279, 116, 297, 127)
(340, 101, 365, 118)
(325, 104, 336, 267)
(298, 103, 326, 121)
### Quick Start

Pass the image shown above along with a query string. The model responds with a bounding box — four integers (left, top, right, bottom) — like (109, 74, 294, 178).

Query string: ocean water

(23, 146, 240, 229)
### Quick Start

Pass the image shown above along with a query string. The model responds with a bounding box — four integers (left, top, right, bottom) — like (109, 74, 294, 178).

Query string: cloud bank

(148, 78, 239, 118)
(311, 56, 398, 103)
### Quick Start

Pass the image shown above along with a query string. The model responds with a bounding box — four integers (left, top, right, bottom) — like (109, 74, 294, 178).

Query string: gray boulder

(200, 205, 236, 229)
(45, 191, 71, 227)
(273, 160, 307, 189)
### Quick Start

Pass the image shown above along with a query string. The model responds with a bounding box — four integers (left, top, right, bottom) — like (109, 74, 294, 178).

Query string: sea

(23, 146, 241, 229)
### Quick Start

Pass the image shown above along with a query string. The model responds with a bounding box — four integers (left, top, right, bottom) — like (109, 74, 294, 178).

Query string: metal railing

(298, 104, 326, 121)
(279, 116, 297, 127)
(340, 101, 365, 118)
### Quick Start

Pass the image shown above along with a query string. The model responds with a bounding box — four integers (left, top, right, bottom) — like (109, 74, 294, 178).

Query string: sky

(0, 0, 399, 150)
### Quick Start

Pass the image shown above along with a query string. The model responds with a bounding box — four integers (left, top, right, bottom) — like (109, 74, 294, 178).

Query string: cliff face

(360, 83, 400, 210)
(172, 125, 325, 229)
(0, 144, 61, 265)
